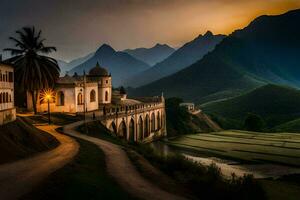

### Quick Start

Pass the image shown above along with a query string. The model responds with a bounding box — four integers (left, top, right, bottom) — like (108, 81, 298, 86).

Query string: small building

(179, 102, 195, 112)
(0, 62, 16, 125)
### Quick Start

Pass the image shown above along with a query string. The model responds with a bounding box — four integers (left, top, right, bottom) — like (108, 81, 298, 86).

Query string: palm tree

(4, 26, 60, 114)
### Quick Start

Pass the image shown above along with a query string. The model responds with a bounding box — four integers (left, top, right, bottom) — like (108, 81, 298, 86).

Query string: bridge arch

(138, 116, 143, 141)
(144, 114, 150, 137)
(129, 118, 135, 142)
(151, 112, 155, 132)
(118, 120, 127, 139)
(109, 121, 117, 134)
(157, 111, 161, 130)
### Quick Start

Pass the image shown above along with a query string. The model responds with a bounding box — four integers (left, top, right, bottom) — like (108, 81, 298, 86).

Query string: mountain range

(124, 44, 175, 66)
(128, 9, 300, 104)
(69, 44, 151, 86)
(58, 52, 94, 76)
(124, 31, 226, 87)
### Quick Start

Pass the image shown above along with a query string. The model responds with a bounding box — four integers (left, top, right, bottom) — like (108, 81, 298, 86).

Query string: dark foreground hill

(202, 84, 300, 130)
(125, 31, 225, 87)
(69, 44, 150, 86)
(129, 9, 300, 103)
(0, 118, 59, 164)
(124, 44, 175, 66)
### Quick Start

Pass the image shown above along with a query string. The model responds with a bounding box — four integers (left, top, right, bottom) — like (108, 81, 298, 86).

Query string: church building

(32, 62, 167, 142)
(35, 62, 112, 113)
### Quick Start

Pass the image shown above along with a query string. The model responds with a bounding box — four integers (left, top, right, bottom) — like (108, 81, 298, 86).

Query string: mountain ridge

(128, 9, 300, 103)
(124, 31, 226, 87)
(123, 43, 175, 66)
(69, 44, 151, 86)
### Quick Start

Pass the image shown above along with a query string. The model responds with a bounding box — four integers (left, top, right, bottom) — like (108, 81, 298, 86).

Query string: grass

(27, 113, 82, 125)
(259, 174, 300, 200)
(0, 117, 59, 164)
(21, 138, 134, 200)
(167, 130, 300, 166)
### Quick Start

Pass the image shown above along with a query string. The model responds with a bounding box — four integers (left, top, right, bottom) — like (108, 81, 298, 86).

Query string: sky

(0, 0, 299, 62)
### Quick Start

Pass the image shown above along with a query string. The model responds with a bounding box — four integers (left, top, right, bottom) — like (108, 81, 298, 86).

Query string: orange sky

(0, 0, 300, 61)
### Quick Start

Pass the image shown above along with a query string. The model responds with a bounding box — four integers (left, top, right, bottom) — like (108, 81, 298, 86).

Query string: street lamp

(41, 89, 54, 125)
(45, 94, 51, 124)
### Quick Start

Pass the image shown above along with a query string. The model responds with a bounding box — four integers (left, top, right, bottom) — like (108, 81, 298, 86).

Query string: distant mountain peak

(95, 44, 116, 56)
(154, 43, 169, 48)
(204, 31, 213, 37)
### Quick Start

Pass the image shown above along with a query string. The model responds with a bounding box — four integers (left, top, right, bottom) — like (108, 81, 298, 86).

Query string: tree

(244, 113, 265, 132)
(119, 86, 126, 94)
(4, 26, 60, 114)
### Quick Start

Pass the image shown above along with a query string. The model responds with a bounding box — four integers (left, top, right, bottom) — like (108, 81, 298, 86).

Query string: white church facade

(33, 62, 112, 113)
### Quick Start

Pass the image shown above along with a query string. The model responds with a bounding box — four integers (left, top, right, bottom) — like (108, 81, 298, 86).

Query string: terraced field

(167, 130, 300, 167)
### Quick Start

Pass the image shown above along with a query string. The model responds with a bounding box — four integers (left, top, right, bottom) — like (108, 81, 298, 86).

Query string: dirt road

(0, 125, 79, 200)
(63, 121, 187, 200)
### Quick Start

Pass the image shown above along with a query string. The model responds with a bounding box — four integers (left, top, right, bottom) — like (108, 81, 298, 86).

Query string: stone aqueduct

(101, 100, 167, 142)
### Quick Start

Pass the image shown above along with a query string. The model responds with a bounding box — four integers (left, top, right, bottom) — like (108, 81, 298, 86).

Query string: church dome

(89, 62, 109, 76)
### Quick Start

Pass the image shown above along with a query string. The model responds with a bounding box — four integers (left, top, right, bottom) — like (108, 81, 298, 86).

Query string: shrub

(244, 113, 266, 132)
(135, 144, 265, 200)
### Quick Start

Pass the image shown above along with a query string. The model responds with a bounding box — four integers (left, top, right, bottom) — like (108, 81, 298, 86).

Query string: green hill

(202, 84, 300, 130)
(129, 9, 300, 103)
(271, 118, 300, 133)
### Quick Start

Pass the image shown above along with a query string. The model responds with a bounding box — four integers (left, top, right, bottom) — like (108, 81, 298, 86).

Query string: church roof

(89, 62, 109, 77)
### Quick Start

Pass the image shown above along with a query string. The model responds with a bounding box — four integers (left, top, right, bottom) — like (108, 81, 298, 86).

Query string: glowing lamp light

(40, 89, 55, 103)
(40, 88, 55, 125)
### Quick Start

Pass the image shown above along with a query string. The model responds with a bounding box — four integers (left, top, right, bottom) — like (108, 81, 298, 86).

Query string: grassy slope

(22, 138, 134, 200)
(166, 98, 216, 136)
(272, 118, 300, 133)
(202, 84, 300, 130)
(0, 118, 59, 164)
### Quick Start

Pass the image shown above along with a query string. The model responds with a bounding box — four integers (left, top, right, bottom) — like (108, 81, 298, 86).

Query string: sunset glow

(0, 0, 299, 60)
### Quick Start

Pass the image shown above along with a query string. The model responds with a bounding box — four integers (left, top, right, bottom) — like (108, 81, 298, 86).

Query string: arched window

(105, 91, 108, 102)
(0, 93, 2, 103)
(57, 91, 65, 106)
(90, 90, 96, 102)
(77, 93, 83, 105)
(5, 92, 8, 103)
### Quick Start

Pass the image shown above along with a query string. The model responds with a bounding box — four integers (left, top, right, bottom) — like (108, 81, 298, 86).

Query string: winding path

(63, 121, 187, 200)
(0, 125, 79, 200)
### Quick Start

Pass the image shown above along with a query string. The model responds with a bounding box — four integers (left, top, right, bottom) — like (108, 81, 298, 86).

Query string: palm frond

(39, 46, 57, 54)
(3, 48, 25, 55)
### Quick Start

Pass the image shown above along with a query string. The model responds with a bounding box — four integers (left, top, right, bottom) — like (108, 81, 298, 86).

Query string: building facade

(34, 62, 167, 142)
(0, 63, 16, 125)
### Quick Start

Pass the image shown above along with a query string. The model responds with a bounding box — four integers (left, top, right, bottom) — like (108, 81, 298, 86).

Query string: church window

(77, 93, 83, 105)
(105, 91, 108, 102)
(57, 91, 65, 106)
(90, 90, 96, 102)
